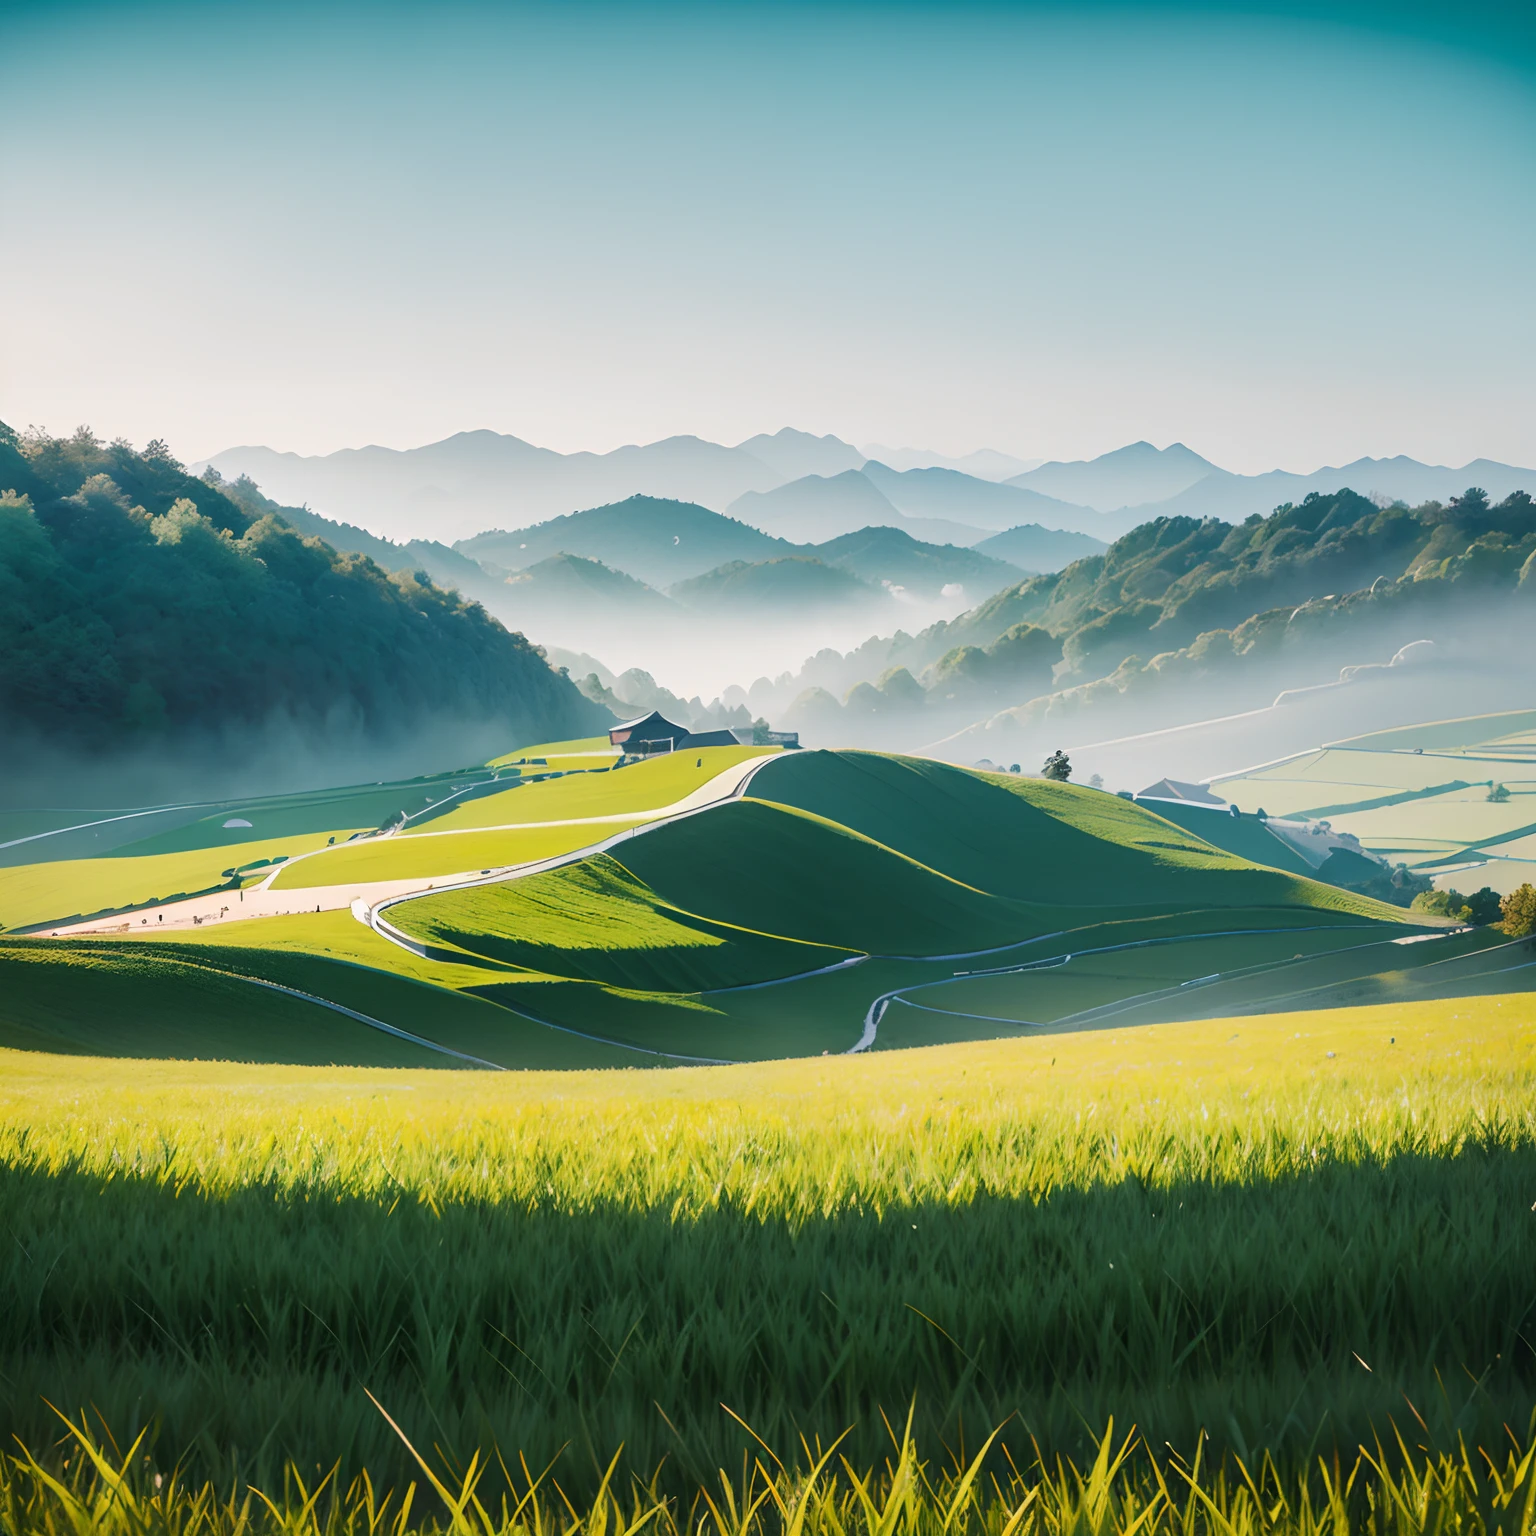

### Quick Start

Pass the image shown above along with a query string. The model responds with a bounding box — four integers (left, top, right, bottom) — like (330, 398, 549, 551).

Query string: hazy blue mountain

(859, 460, 1101, 535)
(1007, 441, 1220, 512)
(861, 445, 1042, 481)
(669, 556, 891, 615)
(1131, 455, 1536, 523)
(733, 428, 865, 481)
(456, 496, 792, 587)
(501, 553, 680, 618)
(200, 430, 783, 543)
(971, 523, 1109, 573)
(813, 526, 1024, 600)
(728, 469, 1000, 546)
(729, 470, 904, 542)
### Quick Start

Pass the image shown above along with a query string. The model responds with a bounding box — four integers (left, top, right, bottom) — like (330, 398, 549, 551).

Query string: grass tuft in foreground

(5, 1410, 1535, 1536)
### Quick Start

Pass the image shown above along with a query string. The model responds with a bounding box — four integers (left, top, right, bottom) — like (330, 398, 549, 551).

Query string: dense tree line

(0, 423, 606, 772)
(784, 485, 1535, 733)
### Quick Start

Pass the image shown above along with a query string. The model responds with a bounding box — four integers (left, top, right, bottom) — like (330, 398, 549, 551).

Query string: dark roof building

(609, 711, 689, 752)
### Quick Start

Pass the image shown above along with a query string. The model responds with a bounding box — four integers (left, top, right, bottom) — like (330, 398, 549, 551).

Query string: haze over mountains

(201, 430, 1536, 552)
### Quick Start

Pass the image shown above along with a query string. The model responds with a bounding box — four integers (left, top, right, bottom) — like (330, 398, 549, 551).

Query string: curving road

(358, 753, 781, 954)
(39, 753, 778, 940)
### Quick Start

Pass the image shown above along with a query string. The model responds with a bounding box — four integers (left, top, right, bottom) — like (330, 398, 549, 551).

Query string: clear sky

(2, 0, 1533, 473)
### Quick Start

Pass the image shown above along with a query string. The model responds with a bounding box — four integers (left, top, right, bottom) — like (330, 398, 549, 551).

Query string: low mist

(0, 709, 527, 814)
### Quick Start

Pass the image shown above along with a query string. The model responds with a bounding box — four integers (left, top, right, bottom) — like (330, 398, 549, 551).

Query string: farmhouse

(609, 711, 689, 754)
(609, 712, 800, 758)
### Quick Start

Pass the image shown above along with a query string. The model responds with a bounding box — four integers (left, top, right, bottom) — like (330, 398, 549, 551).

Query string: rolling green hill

(3, 745, 1490, 1069)
(742, 751, 1365, 910)
(377, 750, 1418, 1061)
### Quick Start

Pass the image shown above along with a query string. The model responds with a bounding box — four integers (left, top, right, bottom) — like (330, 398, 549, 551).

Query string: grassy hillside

(0, 939, 447, 1064)
(380, 750, 1420, 1061)
(1, 989, 1531, 1514)
(746, 751, 1372, 911)
(0, 745, 1465, 1067)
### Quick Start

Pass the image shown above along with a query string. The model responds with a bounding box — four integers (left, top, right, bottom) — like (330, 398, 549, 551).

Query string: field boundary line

(851, 922, 1400, 1052)
(153, 956, 509, 1070)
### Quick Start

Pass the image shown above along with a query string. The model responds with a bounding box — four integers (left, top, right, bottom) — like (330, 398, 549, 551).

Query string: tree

(1500, 883, 1536, 938)
(1465, 887, 1503, 926)
(1042, 749, 1071, 782)
(1488, 782, 1510, 802)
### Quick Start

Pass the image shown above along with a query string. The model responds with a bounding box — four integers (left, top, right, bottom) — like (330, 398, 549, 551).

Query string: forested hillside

(772, 486, 1535, 744)
(0, 423, 607, 797)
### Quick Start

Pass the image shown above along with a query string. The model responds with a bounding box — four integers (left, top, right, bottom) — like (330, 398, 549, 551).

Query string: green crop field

(1, 989, 1532, 1534)
(1214, 712, 1536, 896)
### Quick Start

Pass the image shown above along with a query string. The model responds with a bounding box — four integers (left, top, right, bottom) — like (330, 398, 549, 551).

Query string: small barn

(609, 711, 689, 755)
(1136, 778, 1226, 807)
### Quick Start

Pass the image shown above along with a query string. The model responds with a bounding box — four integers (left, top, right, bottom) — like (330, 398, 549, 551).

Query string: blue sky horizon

(2, 0, 1533, 474)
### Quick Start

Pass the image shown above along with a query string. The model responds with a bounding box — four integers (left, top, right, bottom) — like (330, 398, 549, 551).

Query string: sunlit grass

(2, 993, 1532, 1499)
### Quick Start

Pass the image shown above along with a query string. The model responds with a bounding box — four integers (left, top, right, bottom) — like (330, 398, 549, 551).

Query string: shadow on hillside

(2, 1142, 1533, 1496)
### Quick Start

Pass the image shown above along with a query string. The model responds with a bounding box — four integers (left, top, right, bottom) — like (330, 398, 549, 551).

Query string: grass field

(267, 816, 651, 888)
(2, 990, 1532, 1524)
(0, 830, 344, 932)
(420, 746, 770, 833)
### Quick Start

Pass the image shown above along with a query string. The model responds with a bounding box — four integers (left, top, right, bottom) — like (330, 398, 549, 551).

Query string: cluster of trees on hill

(767, 486, 1534, 744)
(0, 423, 607, 797)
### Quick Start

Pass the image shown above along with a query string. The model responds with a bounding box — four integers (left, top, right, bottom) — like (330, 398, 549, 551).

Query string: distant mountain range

(198, 429, 1536, 553)
(860, 444, 1042, 480)
(460, 497, 793, 587)
(229, 492, 1050, 666)
(451, 497, 1035, 597)
(1008, 442, 1218, 511)
(1115, 452, 1536, 523)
